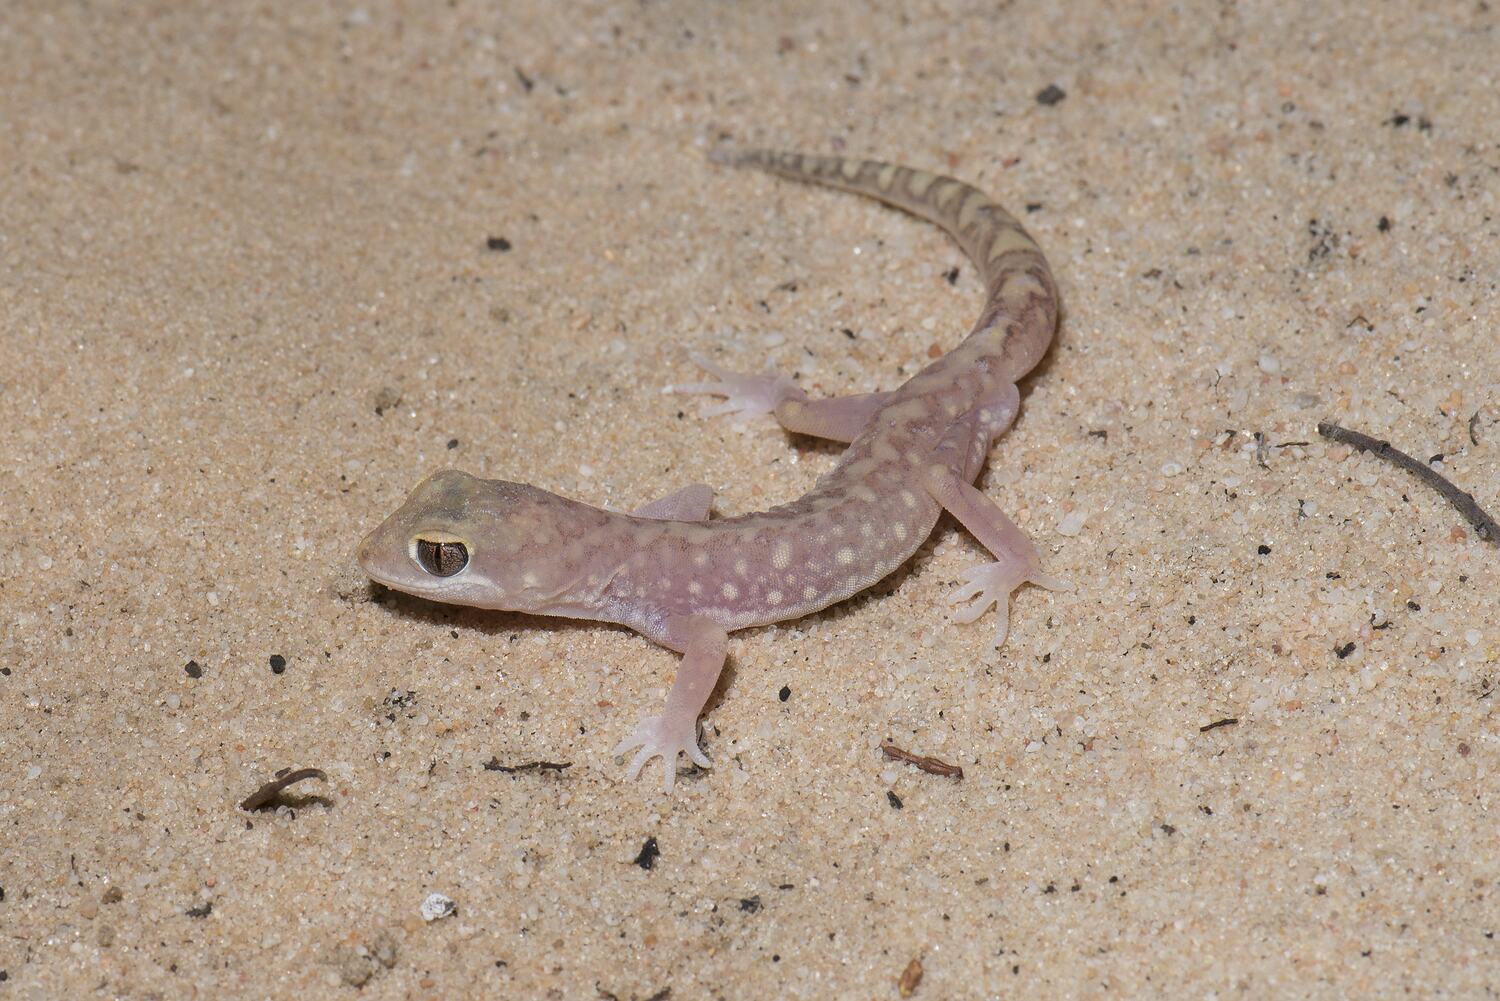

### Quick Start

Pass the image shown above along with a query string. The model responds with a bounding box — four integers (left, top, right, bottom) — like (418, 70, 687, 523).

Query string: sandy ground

(3, 0, 1497, 997)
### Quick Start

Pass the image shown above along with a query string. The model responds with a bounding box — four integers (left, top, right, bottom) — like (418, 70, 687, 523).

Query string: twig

(1318, 421, 1498, 544)
(880, 742, 964, 778)
(1199, 717, 1238, 733)
(483, 758, 572, 774)
(239, 768, 327, 811)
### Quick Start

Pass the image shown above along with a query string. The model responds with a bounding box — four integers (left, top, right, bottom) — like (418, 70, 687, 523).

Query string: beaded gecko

(357, 149, 1068, 792)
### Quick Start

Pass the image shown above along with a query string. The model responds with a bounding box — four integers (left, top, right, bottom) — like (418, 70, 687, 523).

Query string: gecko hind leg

(924, 468, 1071, 647)
(671, 353, 889, 442)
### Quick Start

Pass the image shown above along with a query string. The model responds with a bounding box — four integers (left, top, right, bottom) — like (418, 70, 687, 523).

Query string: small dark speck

(1, 668, 9, 676)
(842, 327, 856, 339)
(1025, 202, 1043, 213)
(447, 438, 460, 450)
(1407, 600, 1421, 611)
(778, 685, 791, 702)
(1378, 215, 1391, 232)
(886, 790, 903, 809)
(1386, 112, 1411, 127)
(269, 654, 287, 674)
(942, 266, 960, 285)
(739, 895, 762, 913)
(1257, 544, 1271, 555)
(184, 660, 203, 679)
(0, 971, 7, 982)
(1159, 823, 1176, 836)
(486, 236, 512, 252)
(1036, 83, 1067, 106)
(633, 836, 660, 870)
(1335, 642, 1356, 660)
(1043, 883, 1056, 894)
(185, 902, 213, 918)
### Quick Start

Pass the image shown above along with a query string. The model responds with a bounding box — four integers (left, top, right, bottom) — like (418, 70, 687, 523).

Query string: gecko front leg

(672, 354, 890, 442)
(614, 614, 726, 793)
(632, 484, 714, 521)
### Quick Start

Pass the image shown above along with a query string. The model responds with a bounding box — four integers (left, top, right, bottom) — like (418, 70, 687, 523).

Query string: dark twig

(1199, 717, 1238, 733)
(880, 742, 964, 778)
(483, 758, 572, 774)
(1318, 421, 1498, 544)
(239, 768, 327, 811)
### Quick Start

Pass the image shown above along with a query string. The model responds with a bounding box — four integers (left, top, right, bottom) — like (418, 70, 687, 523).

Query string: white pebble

(1258, 352, 1280, 374)
(1056, 510, 1087, 537)
(420, 892, 457, 922)
(1161, 461, 1184, 477)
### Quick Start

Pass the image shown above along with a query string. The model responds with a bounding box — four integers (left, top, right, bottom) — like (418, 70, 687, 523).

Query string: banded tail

(709, 147, 1058, 379)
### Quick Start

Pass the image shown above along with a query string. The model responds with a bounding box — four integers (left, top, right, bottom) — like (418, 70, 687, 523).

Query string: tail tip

(706, 145, 741, 166)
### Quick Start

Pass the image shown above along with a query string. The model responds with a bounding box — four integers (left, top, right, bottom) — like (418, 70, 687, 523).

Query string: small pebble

(420, 892, 457, 922)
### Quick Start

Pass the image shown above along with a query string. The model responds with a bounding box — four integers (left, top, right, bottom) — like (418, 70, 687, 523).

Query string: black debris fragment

(633, 837, 660, 870)
(1036, 83, 1067, 106)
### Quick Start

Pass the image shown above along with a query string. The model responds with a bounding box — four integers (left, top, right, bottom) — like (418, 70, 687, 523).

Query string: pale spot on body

(900, 490, 918, 509)
(893, 523, 909, 541)
(734, 558, 749, 577)
(692, 551, 709, 567)
(836, 547, 856, 565)
(721, 582, 739, 600)
(767, 589, 783, 605)
(803, 585, 819, 601)
(688, 581, 703, 595)
(771, 540, 792, 570)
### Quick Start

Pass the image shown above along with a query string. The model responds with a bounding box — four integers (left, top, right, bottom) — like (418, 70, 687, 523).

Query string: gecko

(356, 148, 1069, 792)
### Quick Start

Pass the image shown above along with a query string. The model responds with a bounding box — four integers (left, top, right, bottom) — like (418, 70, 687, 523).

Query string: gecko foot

(948, 560, 1072, 647)
(668, 353, 804, 424)
(613, 713, 712, 793)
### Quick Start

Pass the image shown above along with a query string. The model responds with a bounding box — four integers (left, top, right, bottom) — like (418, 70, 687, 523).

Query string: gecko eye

(415, 539, 468, 577)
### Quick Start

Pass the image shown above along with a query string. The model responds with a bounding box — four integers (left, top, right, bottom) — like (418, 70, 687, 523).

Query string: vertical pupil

(416, 539, 467, 576)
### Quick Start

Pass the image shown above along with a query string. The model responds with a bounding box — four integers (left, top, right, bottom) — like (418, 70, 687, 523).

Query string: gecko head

(356, 468, 584, 610)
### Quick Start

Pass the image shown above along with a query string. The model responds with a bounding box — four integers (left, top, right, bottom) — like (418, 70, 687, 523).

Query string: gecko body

(357, 149, 1068, 791)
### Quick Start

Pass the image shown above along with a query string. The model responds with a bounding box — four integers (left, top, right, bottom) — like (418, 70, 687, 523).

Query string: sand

(2, 0, 1497, 996)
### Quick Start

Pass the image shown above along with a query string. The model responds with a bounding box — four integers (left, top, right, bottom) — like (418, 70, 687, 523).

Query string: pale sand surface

(2, 1, 1497, 997)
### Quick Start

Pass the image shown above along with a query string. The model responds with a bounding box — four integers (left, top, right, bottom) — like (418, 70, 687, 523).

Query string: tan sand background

(2, 0, 1497, 996)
